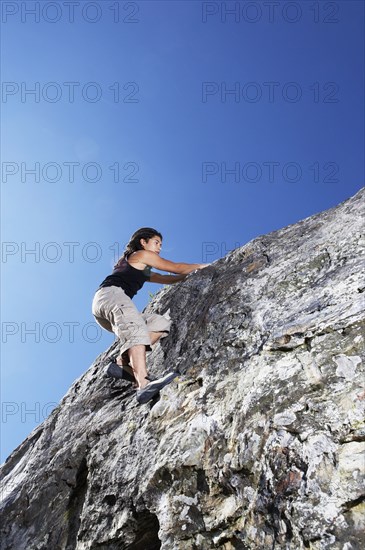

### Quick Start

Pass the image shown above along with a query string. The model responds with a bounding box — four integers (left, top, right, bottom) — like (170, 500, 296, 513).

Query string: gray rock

(1, 189, 364, 550)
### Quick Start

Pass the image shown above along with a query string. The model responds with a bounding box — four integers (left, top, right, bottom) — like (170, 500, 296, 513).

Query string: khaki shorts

(92, 286, 171, 357)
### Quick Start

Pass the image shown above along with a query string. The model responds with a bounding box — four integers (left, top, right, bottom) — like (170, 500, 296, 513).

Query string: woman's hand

(190, 263, 211, 274)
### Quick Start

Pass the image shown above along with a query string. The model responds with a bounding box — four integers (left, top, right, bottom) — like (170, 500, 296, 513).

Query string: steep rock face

(1, 189, 364, 550)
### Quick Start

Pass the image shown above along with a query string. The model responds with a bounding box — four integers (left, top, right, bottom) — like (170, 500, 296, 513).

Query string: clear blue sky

(1, 0, 364, 462)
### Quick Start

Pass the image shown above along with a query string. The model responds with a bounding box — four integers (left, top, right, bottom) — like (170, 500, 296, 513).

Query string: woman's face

(141, 235, 162, 255)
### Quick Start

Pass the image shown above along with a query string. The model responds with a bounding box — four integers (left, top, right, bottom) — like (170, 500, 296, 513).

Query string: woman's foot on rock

(106, 361, 135, 383)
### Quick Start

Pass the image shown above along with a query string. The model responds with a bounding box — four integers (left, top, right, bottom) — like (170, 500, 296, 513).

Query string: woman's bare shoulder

(129, 250, 149, 261)
(127, 250, 152, 267)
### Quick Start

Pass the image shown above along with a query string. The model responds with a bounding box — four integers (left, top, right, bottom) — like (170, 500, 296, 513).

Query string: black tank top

(98, 256, 151, 299)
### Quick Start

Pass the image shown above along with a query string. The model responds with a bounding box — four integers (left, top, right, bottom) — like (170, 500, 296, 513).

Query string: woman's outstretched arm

(150, 272, 187, 284)
(129, 250, 209, 275)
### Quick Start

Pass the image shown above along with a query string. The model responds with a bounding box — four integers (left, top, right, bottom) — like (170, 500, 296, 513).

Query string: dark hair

(114, 227, 163, 267)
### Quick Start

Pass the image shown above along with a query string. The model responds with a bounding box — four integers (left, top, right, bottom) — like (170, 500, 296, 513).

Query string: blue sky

(1, 0, 364, 462)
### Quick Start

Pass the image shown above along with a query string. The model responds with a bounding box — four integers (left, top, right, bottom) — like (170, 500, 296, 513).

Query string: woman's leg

(120, 333, 165, 387)
(111, 331, 164, 388)
(98, 288, 151, 374)
(149, 331, 165, 345)
(117, 332, 166, 368)
(94, 289, 174, 395)
(127, 345, 151, 388)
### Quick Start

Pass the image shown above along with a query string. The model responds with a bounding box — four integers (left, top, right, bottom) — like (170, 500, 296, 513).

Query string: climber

(92, 227, 209, 405)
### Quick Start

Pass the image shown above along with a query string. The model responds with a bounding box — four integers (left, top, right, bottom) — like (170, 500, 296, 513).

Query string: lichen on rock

(1, 189, 364, 549)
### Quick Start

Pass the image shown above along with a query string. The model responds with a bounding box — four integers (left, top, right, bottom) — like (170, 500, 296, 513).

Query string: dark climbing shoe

(136, 372, 178, 405)
(106, 361, 135, 383)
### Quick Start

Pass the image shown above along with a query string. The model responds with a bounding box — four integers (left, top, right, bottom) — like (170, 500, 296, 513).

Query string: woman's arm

(129, 250, 208, 275)
(150, 273, 187, 284)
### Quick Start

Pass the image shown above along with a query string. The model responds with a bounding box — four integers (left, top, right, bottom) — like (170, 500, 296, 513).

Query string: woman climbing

(92, 227, 209, 405)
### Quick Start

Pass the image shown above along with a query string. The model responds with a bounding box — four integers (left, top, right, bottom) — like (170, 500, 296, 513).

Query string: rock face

(1, 189, 364, 550)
